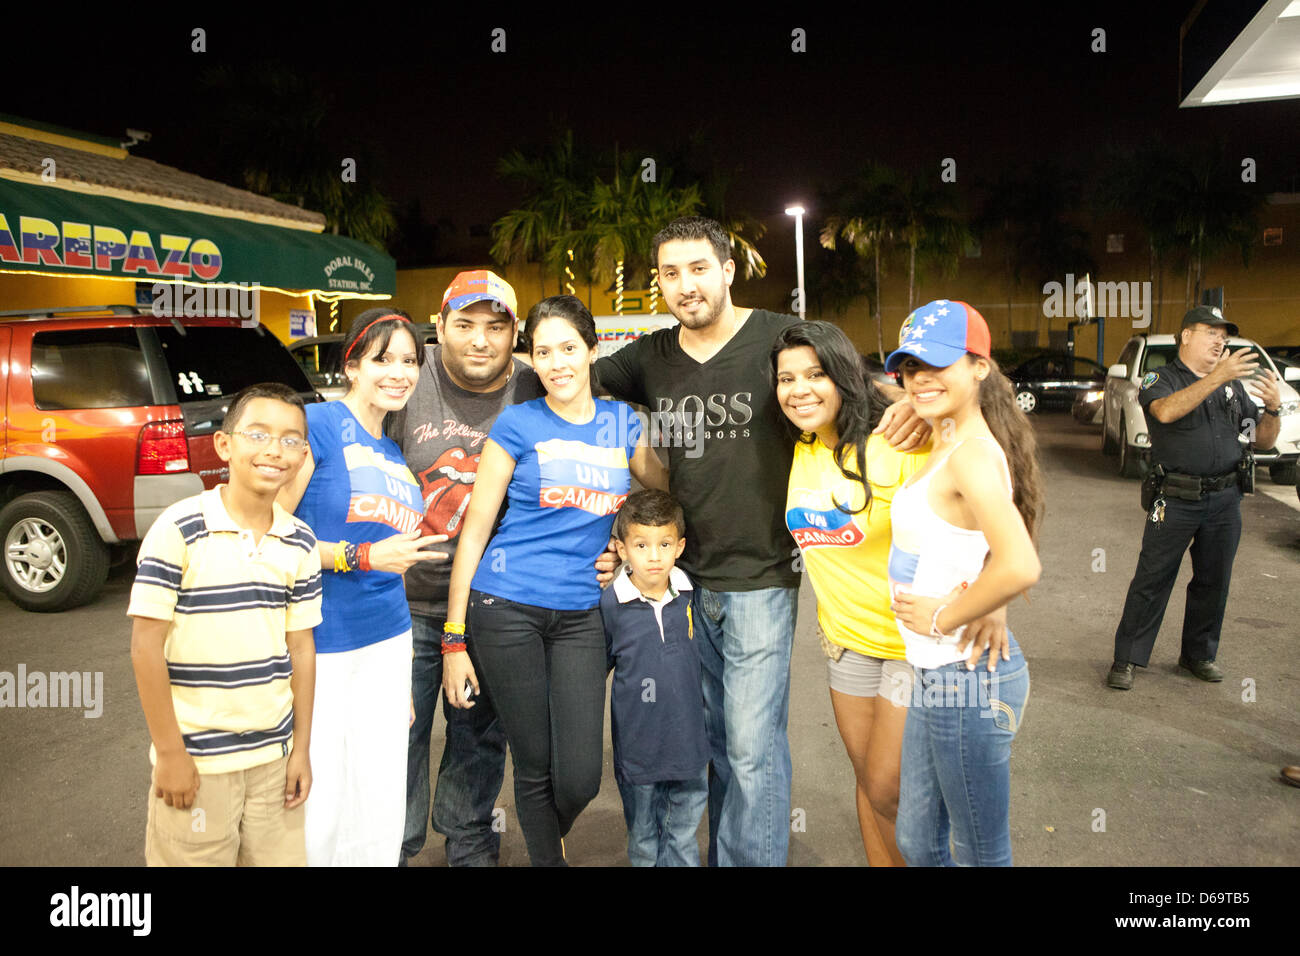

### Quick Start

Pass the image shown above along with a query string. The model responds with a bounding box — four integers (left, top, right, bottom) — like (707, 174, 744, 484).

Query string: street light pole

(785, 204, 806, 320)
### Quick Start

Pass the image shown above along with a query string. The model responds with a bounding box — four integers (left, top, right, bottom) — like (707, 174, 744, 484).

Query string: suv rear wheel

(0, 491, 110, 612)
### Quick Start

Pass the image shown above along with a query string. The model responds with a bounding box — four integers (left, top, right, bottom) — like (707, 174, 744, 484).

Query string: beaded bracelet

(344, 541, 359, 572)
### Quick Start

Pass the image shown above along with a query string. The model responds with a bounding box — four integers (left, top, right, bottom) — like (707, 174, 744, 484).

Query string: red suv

(0, 306, 318, 611)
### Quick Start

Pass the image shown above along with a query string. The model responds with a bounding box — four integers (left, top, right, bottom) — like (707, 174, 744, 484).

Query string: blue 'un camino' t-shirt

(296, 401, 423, 653)
(471, 397, 641, 610)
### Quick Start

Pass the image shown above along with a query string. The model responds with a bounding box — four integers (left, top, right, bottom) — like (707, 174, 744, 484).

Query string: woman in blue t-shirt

(279, 309, 447, 866)
(443, 295, 667, 866)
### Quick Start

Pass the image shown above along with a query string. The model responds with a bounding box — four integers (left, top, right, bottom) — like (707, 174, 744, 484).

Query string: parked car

(1072, 387, 1105, 425)
(1267, 351, 1300, 386)
(290, 324, 438, 400)
(0, 306, 318, 611)
(1008, 352, 1108, 413)
(1266, 344, 1300, 364)
(1101, 333, 1300, 481)
(860, 353, 898, 390)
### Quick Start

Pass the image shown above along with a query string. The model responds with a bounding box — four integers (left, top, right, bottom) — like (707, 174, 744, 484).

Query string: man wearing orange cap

(388, 270, 545, 865)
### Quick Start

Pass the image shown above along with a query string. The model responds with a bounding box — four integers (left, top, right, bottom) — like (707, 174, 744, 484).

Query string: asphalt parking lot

(1, 412, 1296, 866)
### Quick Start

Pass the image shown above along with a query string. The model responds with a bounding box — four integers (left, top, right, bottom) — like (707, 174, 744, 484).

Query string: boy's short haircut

(222, 382, 308, 434)
(614, 489, 685, 540)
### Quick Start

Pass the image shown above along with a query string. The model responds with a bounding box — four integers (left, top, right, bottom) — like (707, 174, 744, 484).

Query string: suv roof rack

(0, 305, 143, 319)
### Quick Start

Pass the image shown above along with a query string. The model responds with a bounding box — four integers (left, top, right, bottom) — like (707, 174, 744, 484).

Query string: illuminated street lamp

(785, 204, 806, 320)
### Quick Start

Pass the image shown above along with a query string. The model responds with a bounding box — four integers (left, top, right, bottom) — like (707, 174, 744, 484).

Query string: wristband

(929, 603, 950, 639)
(358, 541, 372, 572)
(1262, 406, 1280, 417)
(334, 541, 352, 573)
(442, 621, 467, 654)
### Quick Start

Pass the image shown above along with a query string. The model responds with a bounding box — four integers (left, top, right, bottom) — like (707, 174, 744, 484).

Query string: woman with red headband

(280, 308, 447, 866)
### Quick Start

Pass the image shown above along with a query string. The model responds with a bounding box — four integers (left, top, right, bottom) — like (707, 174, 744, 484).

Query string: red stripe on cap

(958, 301, 991, 358)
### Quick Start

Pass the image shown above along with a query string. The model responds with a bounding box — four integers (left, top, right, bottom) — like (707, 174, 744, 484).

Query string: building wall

(772, 195, 1300, 364)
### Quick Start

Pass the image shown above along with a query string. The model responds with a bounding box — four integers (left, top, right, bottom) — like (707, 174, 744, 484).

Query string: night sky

(9, 2, 1299, 266)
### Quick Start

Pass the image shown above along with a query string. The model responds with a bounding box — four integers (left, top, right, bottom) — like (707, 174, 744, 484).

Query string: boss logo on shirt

(650, 393, 753, 446)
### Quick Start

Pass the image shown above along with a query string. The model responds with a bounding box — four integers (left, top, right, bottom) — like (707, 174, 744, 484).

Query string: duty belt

(1162, 469, 1237, 499)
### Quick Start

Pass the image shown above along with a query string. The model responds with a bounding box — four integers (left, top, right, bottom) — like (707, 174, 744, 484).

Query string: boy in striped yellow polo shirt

(129, 383, 322, 866)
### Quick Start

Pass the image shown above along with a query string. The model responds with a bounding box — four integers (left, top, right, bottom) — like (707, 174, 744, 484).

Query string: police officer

(1107, 306, 1282, 690)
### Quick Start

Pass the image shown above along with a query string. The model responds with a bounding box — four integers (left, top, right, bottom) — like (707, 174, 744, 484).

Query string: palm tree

(820, 162, 900, 359)
(1096, 143, 1183, 331)
(559, 151, 702, 313)
(894, 171, 970, 313)
(197, 65, 397, 250)
(807, 242, 876, 346)
(1172, 145, 1264, 310)
(975, 163, 1092, 344)
(490, 130, 591, 296)
(696, 168, 767, 280)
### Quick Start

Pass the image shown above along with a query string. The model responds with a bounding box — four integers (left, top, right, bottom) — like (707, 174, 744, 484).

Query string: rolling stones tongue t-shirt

(387, 348, 544, 620)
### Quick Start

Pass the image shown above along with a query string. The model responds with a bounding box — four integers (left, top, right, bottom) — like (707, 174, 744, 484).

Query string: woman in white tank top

(883, 299, 1044, 866)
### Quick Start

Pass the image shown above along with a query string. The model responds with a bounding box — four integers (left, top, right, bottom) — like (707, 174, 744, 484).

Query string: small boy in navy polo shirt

(601, 490, 709, 867)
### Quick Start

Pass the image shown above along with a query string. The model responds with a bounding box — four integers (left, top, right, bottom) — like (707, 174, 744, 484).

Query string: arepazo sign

(594, 314, 677, 356)
(323, 255, 377, 292)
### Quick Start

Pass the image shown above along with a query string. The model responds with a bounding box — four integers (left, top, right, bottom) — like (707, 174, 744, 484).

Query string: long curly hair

(771, 321, 892, 515)
(975, 358, 1045, 542)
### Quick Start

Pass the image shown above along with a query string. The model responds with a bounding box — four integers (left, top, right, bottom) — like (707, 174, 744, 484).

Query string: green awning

(0, 177, 395, 295)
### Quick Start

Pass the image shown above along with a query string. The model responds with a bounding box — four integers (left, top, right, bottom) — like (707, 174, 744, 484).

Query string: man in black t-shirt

(388, 271, 544, 865)
(594, 217, 926, 866)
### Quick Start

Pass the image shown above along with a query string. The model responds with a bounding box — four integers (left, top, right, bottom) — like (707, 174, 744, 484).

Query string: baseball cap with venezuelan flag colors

(885, 299, 991, 372)
(441, 270, 518, 322)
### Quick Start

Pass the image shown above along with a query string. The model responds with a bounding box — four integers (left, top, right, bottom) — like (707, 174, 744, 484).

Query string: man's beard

(671, 291, 726, 329)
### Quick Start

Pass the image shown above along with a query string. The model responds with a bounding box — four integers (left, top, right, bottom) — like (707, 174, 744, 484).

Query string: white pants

(305, 630, 412, 867)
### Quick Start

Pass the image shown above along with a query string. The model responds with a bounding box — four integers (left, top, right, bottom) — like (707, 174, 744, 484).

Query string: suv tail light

(137, 420, 190, 475)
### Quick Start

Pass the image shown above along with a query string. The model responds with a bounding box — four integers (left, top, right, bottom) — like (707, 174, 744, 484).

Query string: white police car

(1101, 333, 1300, 481)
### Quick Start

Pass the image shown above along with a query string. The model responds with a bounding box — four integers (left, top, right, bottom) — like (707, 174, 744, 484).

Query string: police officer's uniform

(1110, 338, 1249, 681)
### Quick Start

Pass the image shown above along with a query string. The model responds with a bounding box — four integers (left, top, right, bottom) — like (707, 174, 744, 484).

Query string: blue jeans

(616, 768, 708, 867)
(896, 636, 1030, 867)
(403, 613, 507, 866)
(693, 584, 798, 867)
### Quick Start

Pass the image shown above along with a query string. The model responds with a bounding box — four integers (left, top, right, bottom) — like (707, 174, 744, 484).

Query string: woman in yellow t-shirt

(771, 320, 1004, 867)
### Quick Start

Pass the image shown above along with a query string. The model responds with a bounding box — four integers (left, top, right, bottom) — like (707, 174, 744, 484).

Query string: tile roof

(0, 131, 326, 230)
